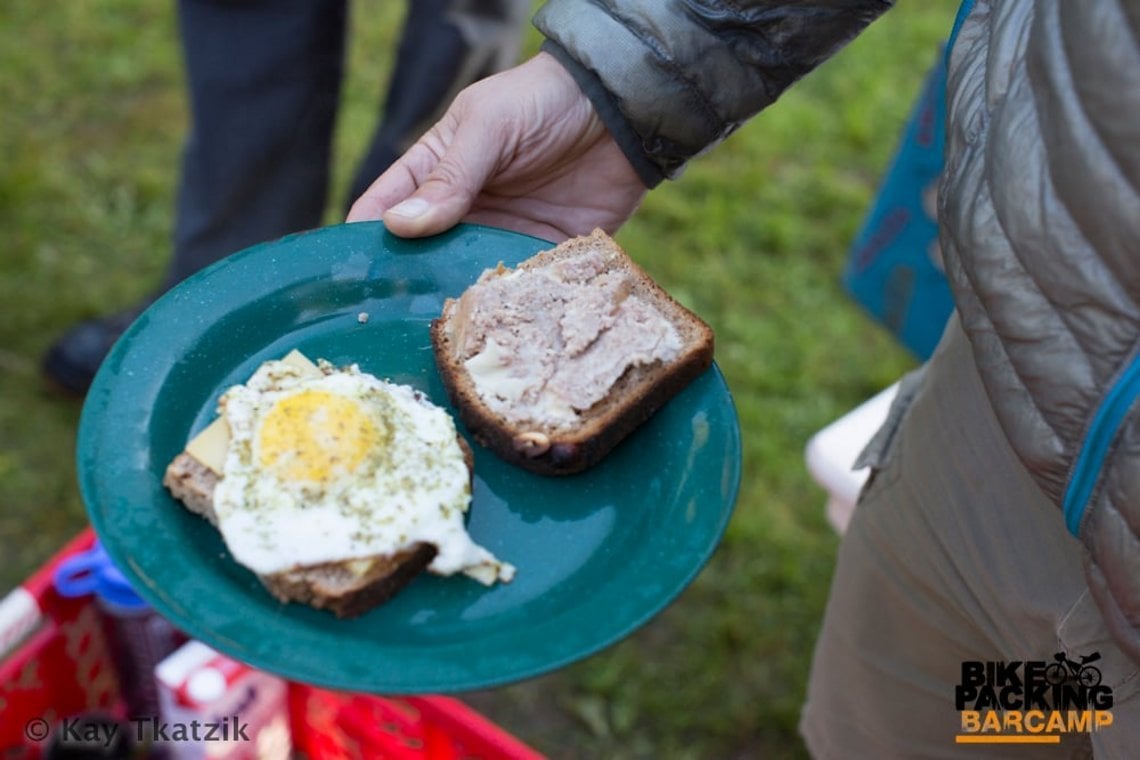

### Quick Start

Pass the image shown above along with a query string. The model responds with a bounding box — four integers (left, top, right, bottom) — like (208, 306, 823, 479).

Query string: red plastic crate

(289, 687, 543, 760)
(0, 528, 544, 759)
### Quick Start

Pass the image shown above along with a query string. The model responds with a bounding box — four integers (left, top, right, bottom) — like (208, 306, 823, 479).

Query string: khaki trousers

(800, 317, 1140, 758)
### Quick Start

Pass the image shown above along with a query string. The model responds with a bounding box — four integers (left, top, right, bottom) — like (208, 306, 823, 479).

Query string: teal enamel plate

(78, 222, 741, 694)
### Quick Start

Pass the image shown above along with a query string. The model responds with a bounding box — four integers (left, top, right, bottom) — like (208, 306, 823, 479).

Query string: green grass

(1, 1, 955, 756)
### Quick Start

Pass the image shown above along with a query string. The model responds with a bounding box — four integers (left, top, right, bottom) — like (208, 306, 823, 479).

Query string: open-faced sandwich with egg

(163, 350, 514, 618)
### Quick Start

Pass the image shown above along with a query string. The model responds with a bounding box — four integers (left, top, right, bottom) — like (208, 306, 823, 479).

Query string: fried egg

(210, 356, 514, 585)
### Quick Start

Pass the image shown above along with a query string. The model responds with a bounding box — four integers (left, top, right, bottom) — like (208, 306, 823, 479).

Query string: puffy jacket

(535, 0, 894, 186)
(941, 0, 1140, 665)
(535, 0, 1140, 665)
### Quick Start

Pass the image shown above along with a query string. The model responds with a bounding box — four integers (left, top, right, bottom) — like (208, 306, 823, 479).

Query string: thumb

(381, 118, 504, 237)
(380, 170, 476, 238)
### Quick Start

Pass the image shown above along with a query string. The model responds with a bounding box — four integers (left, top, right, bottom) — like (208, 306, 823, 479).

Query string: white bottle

(154, 641, 291, 760)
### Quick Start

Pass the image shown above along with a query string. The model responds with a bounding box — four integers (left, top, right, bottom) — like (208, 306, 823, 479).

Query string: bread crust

(431, 229, 715, 475)
(163, 437, 475, 617)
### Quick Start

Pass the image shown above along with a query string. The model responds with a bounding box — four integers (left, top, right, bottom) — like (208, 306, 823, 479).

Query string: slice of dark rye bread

(431, 229, 715, 476)
(162, 438, 475, 618)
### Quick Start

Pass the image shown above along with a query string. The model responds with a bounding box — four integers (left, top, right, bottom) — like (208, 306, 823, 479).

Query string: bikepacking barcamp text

(955, 651, 1114, 745)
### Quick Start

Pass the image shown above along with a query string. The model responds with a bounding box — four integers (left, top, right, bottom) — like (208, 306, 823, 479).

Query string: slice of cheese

(183, 418, 231, 475)
(184, 350, 321, 474)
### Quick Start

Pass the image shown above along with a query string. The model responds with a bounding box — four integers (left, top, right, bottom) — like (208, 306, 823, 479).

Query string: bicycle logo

(1044, 651, 1101, 688)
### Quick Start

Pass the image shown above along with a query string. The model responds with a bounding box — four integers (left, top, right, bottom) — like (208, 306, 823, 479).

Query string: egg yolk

(258, 389, 384, 483)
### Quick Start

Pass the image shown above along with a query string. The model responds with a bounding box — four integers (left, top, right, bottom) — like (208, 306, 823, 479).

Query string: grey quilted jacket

(535, 0, 1140, 665)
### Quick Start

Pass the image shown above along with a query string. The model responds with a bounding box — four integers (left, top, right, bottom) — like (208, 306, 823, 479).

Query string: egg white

(210, 358, 513, 584)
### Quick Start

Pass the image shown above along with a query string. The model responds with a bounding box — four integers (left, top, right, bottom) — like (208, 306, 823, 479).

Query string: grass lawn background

(1, 1, 955, 756)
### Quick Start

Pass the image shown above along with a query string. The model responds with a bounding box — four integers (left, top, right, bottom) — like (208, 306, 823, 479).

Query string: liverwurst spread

(451, 247, 683, 428)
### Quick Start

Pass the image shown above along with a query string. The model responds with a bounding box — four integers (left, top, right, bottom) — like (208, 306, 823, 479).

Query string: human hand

(346, 52, 647, 242)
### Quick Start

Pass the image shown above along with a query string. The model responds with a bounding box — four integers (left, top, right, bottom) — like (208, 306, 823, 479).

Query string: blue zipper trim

(945, 0, 977, 69)
(1062, 355, 1140, 535)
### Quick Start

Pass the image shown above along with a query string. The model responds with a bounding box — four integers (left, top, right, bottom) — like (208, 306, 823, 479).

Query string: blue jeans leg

(169, 0, 348, 286)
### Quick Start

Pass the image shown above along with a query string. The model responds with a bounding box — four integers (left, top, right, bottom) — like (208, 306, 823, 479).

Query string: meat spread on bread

(162, 351, 513, 618)
(432, 229, 715, 475)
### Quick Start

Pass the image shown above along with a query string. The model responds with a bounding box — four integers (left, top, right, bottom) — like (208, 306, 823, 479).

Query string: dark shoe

(42, 307, 146, 396)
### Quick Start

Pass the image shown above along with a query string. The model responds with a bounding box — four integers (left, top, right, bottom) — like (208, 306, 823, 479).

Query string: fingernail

(386, 197, 430, 219)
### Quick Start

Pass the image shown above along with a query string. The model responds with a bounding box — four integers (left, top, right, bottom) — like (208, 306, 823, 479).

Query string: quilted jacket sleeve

(534, 0, 895, 186)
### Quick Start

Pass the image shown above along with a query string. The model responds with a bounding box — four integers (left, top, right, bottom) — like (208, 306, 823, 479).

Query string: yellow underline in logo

(956, 735, 1061, 745)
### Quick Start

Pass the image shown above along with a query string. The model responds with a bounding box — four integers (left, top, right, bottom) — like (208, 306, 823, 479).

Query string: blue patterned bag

(841, 52, 952, 359)
(842, 1, 975, 359)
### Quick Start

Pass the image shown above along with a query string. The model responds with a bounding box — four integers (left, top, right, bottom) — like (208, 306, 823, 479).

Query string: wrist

(538, 40, 663, 189)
